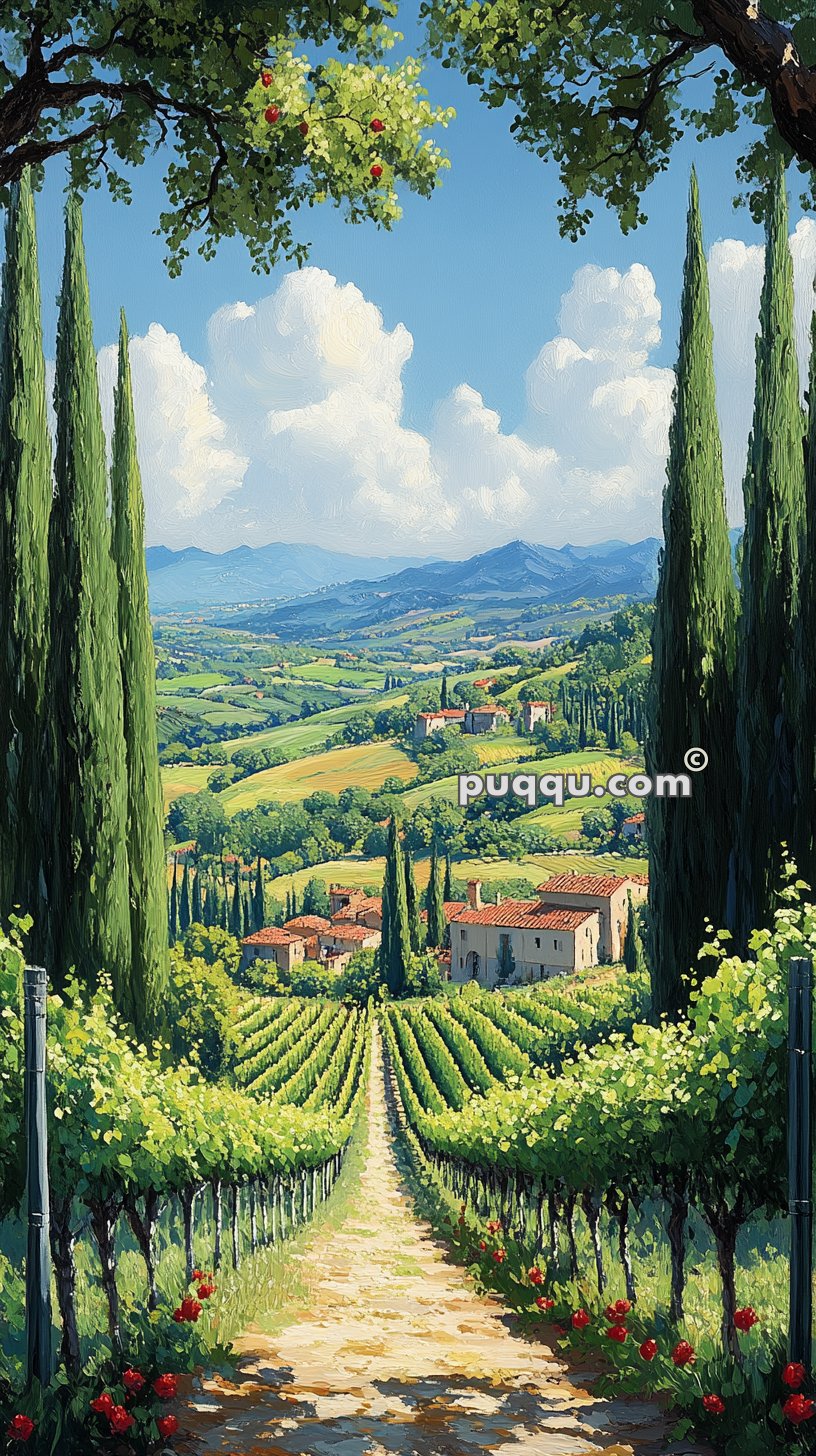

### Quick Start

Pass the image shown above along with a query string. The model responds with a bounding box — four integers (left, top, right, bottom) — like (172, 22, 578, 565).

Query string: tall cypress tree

(798, 316, 816, 890)
(169, 856, 179, 944)
(179, 860, 191, 935)
(443, 852, 452, 904)
(381, 817, 410, 996)
(425, 841, 446, 948)
(230, 862, 243, 937)
(191, 864, 203, 925)
(49, 195, 132, 1010)
(253, 856, 266, 929)
(0, 172, 53, 961)
(404, 848, 422, 952)
(733, 164, 805, 947)
(110, 310, 168, 1029)
(645, 170, 738, 1015)
(440, 673, 449, 710)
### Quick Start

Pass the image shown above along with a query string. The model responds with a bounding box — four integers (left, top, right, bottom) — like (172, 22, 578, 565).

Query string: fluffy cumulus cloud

(99, 225, 816, 554)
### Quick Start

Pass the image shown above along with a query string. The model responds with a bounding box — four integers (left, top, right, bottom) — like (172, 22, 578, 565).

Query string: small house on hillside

(621, 812, 645, 841)
(240, 926, 306, 975)
(317, 922, 381, 971)
(520, 701, 557, 732)
(463, 705, 510, 735)
(413, 709, 467, 742)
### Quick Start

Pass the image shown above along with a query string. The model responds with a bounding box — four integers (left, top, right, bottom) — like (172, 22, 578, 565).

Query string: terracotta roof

(535, 873, 633, 897)
(444, 900, 466, 919)
(468, 704, 508, 715)
(622, 813, 645, 825)
(332, 895, 382, 922)
(629, 874, 649, 885)
(242, 927, 306, 947)
(450, 899, 596, 931)
(319, 923, 378, 942)
(417, 709, 466, 720)
(525, 700, 556, 708)
(329, 885, 362, 897)
(283, 915, 331, 932)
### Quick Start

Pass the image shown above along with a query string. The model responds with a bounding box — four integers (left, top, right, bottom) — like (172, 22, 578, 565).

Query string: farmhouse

(332, 894, 383, 932)
(621, 812, 645, 841)
(520, 700, 557, 732)
(240, 926, 307, 975)
(317, 922, 381, 971)
(283, 914, 331, 959)
(449, 873, 647, 987)
(463, 705, 511, 734)
(413, 709, 467, 742)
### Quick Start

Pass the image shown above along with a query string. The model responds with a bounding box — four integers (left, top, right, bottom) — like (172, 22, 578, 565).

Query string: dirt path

(181, 1033, 706, 1456)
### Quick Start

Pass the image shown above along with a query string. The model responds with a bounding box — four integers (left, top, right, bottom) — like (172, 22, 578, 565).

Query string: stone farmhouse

(413, 699, 556, 741)
(241, 884, 385, 974)
(520, 700, 557, 732)
(448, 873, 647, 988)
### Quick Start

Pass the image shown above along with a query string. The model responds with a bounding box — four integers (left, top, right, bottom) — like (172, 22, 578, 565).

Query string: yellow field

(160, 763, 212, 813)
(219, 741, 418, 813)
(265, 850, 648, 901)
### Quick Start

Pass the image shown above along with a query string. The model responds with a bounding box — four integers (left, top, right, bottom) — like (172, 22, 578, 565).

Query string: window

(535, 936, 540, 948)
(461, 927, 467, 940)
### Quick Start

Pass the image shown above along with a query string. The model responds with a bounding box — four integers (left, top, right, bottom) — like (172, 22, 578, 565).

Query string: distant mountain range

(217, 537, 661, 637)
(146, 542, 429, 610)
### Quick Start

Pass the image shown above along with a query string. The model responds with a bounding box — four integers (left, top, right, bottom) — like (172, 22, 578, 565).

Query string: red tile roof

(329, 885, 362, 897)
(319, 923, 378, 942)
(283, 915, 331, 932)
(417, 709, 466, 720)
(629, 874, 649, 885)
(525, 700, 556, 708)
(242, 927, 306, 946)
(450, 899, 596, 931)
(468, 704, 508, 715)
(535, 874, 633, 897)
(622, 813, 645, 825)
(332, 895, 382, 922)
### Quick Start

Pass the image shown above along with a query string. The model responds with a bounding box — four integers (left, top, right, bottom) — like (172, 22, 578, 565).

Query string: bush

(167, 943, 245, 1078)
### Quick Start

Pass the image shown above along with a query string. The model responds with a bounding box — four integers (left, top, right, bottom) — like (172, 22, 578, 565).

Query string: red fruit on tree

(261, 72, 272, 87)
(370, 118, 385, 132)
(370, 163, 383, 180)
(299, 121, 310, 136)
(264, 106, 280, 123)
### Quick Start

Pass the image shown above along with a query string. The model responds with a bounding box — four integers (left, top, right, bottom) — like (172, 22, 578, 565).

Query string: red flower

(639, 1339, 658, 1362)
(192, 1269, 204, 1281)
(783, 1362, 808, 1390)
(197, 1283, 216, 1300)
(702, 1395, 725, 1416)
(109, 1406, 135, 1435)
(158, 1414, 180, 1438)
(734, 1306, 759, 1332)
(605, 1298, 632, 1320)
(5, 1415, 35, 1443)
(492, 1248, 506, 1264)
(671, 1340, 696, 1368)
(486, 1220, 502, 1235)
(261, 72, 272, 87)
(536, 1296, 555, 1311)
(571, 1309, 590, 1330)
(90, 1393, 115, 1416)
(370, 163, 383, 180)
(478, 1241, 487, 1251)
(605, 1324, 628, 1343)
(153, 1373, 179, 1400)
(122, 1368, 145, 1394)
(175, 1296, 202, 1322)
(783, 1394, 815, 1425)
(528, 1266, 543, 1285)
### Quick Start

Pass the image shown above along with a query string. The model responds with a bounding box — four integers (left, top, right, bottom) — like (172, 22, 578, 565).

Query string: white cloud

(92, 225, 816, 555)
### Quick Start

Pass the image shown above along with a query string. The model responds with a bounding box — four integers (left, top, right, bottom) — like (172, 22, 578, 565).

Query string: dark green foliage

(179, 861, 191, 935)
(732, 165, 805, 949)
(444, 852, 452, 903)
(425, 842, 446, 949)
(253, 856, 266, 929)
(110, 311, 169, 1030)
(380, 817, 410, 996)
(230, 862, 242, 938)
(623, 891, 645, 977)
(169, 856, 178, 944)
(191, 865, 203, 924)
(0, 171, 53, 961)
(645, 172, 737, 1014)
(49, 195, 132, 1011)
(404, 848, 422, 953)
(301, 875, 330, 917)
(495, 933, 516, 986)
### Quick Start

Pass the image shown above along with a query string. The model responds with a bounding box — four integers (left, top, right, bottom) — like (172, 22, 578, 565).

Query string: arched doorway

(465, 950, 480, 982)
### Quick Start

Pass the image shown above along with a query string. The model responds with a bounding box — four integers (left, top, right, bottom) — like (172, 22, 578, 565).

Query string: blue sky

(28, 34, 806, 555)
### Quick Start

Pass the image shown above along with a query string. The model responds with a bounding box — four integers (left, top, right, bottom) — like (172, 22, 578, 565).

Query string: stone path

(180, 1033, 707, 1456)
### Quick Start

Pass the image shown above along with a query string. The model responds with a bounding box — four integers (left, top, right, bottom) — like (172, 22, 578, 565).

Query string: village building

(621, 812, 645, 842)
(332, 895, 383, 932)
(317, 922, 381, 972)
(283, 914, 331, 959)
(463, 705, 511, 734)
(328, 884, 364, 917)
(520, 700, 557, 732)
(240, 926, 307, 975)
(413, 708, 467, 742)
(448, 873, 647, 987)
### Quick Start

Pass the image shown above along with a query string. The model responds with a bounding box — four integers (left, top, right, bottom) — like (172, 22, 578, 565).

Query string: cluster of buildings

(240, 871, 647, 987)
(413, 699, 556, 742)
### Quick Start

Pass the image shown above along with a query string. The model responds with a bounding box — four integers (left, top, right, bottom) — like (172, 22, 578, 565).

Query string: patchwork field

(220, 741, 419, 812)
(401, 749, 630, 813)
(160, 763, 213, 812)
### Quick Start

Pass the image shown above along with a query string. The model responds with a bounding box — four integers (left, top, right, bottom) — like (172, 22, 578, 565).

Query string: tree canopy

(4, 3, 816, 268)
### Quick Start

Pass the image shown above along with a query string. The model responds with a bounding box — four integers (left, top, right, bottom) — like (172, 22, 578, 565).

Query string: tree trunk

(231, 1184, 241, 1270)
(565, 1193, 579, 1281)
(212, 1178, 223, 1271)
(616, 1195, 636, 1305)
(249, 1182, 258, 1253)
(50, 1194, 81, 1374)
(124, 1188, 160, 1311)
(180, 1184, 198, 1284)
(89, 1198, 122, 1354)
(708, 1208, 743, 1360)
(534, 1187, 546, 1259)
(581, 1190, 606, 1295)
(547, 1190, 560, 1271)
(259, 1183, 269, 1244)
(666, 1188, 688, 1324)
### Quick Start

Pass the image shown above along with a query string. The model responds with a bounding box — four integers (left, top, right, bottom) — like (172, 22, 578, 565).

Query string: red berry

(605, 1324, 628, 1343)
(535, 1295, 554, 1310)
(109, 1407, 135, 1435)
(5, 1415, 35, 1443)
(784, 1362, 808, 1390)
(370, 118, 385, 132)
(261, 72, 273, 87)
(153, 1373, 178, 1401)
(528, 1266, 543, 1285)
(478, 1240, 486, 1250)
(299, 121, 309, 136)
(370, 163, 383, 180)
(90, 1394, 115, 1416)
(264, 106, 280, 123)
(122, 1369, 145, 1394)
(702, 1395, 725, 1416)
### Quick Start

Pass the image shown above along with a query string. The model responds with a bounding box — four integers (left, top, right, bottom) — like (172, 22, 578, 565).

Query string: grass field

(160, 763, 212, 813)
(220, 741, 418, 812)
(157, 671, 231, 691)
(401, 749, 630, 812)
(266, 849, 648, 901)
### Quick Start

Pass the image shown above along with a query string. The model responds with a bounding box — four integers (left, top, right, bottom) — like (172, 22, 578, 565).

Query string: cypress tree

(382, 817, 410, 996)
(623, 891, 645, 977)
(0, 171, 53, 960)
(645, 171, 738, 1014)
(179, 860, 191, 935)
(425, 841, 446, 948)
(440, 673, 449, 710)
(169, 856, 179, 944)
(110, 310, 168, 1029)
(230, 862, 243, 937)
(404, 848, 422, 952)
(733, 164, 805, 946)
(253, 856, 266, 929)
(798, 316, 816, 889)
(242, 893, 252, 938)
(49, 195, 131, 1008)
(191, 863, 203, 925)
(444, 852, 452, 903)
(219, 887, 228, 931)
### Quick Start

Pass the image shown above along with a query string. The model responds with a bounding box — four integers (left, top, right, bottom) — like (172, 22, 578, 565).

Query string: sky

(27, 28, 816, 558)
